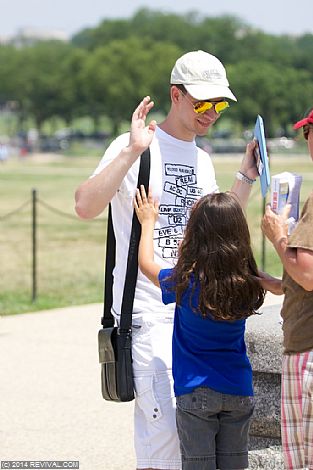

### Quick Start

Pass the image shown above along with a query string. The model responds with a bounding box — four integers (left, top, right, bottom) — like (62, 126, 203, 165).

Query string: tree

(16, 42, 81, 130)
(1, 10, 312, 137)
(80, 37, 181, 135)
(72, 19, 132, 50)
(0, 46, 21, 104)
(228, 61, 313, 136)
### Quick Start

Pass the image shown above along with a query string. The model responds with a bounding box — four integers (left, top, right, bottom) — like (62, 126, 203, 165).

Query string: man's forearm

(231, 178, 253, 211)
(230, 140, 258, 210)
(75, 147, 139, 219)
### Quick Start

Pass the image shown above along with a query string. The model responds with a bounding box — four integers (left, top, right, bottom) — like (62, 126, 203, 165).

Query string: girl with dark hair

(134, 187, 268, 470)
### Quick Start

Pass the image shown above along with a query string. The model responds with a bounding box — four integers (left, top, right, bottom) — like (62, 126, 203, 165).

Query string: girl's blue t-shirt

(158, 268, 253, 397)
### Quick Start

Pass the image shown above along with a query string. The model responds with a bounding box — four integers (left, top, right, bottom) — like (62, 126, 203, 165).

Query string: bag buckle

(117, 327, 132, 334)
(101, 316, 114, 328)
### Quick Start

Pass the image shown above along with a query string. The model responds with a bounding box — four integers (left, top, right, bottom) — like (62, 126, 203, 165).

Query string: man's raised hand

(128, 96, 156, 155)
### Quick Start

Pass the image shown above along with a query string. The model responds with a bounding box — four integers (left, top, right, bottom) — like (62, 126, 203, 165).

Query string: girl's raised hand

(134, 185, 159, 225)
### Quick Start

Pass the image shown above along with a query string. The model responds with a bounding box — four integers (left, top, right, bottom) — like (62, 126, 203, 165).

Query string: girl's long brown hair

(172, 192, 265, 321)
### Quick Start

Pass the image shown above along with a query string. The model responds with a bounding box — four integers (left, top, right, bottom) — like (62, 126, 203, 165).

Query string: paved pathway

(0, 293, 283, 470)
(0, 304, 135, 470)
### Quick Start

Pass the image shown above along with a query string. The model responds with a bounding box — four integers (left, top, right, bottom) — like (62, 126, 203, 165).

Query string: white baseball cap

(171, 50, 237, 102)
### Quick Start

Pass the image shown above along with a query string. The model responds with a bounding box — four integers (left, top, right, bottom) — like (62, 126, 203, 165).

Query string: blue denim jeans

(176, 386, 254, 470)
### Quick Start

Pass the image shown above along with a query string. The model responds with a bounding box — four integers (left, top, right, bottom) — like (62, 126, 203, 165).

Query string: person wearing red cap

(261, 107, 313, 470)
(293, 108, 313, 134)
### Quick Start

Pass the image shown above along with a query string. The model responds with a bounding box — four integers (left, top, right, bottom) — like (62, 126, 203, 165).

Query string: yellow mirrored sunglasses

(193, 100, 229, 114)
(182, 92, 229, 114)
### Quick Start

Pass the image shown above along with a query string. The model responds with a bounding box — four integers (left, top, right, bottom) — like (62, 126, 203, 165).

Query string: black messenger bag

(98, 148, 150, 402)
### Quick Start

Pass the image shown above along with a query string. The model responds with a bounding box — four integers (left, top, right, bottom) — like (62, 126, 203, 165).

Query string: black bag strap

(101, 147, 151, 329)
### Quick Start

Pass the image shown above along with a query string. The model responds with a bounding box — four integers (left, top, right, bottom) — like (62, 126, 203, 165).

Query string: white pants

(132, 314, 181, 470)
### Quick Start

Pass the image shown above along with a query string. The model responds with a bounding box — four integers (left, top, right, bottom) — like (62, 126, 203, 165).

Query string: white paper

(270, 172, 302, 233)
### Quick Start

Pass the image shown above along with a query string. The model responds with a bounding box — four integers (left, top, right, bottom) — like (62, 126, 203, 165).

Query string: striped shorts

(281, 350, 313, 470)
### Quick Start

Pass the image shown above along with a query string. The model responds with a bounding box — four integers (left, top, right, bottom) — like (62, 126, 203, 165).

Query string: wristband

(236, 171, 256, 185)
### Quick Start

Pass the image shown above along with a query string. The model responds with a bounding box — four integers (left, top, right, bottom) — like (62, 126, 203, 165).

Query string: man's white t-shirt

(93, 126, 218, 319)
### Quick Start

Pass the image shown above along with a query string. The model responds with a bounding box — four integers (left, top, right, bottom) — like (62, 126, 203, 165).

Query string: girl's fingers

(148, 187, 154, 204)
(137, 185, 158, 216)
(140, 185, 148, 202)
(135, 188, 142, 207)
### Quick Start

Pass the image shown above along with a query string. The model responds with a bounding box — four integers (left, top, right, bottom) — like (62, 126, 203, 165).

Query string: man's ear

(170, 85, 181, 104)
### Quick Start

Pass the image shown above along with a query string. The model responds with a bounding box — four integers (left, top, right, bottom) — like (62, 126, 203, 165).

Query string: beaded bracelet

(235, 171, 256, 185)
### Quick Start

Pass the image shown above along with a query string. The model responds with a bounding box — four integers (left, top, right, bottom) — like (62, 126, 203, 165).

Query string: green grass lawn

(0, 154, 107, 315)
(0, 151, 312, 316)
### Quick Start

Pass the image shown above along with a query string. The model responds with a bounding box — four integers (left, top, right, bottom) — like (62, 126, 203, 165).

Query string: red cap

(293, 109, 313, 129)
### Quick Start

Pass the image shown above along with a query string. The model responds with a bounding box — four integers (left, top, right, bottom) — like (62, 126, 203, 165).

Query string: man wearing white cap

(75, 50, 259, 470)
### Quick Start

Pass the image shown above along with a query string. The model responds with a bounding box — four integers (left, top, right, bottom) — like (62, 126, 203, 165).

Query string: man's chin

(196, 129, 210, 137)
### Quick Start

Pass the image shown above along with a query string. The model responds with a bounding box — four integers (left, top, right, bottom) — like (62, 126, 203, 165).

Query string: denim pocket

(177, 387, 222, 413)
(224, 394, 255, 412)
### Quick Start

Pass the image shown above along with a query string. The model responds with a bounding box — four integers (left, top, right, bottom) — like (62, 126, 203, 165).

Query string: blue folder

(254, 115, 270, 198)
